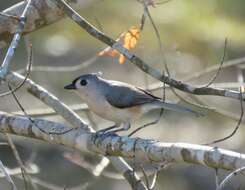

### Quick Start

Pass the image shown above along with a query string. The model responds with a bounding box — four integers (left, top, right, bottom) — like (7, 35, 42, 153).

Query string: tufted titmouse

(64, 73, 200, 134)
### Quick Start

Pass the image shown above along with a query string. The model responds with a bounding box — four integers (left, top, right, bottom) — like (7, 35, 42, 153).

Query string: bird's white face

(64, 74, 104, 103)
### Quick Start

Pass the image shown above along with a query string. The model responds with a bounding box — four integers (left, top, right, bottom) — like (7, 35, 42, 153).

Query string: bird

(64, 73, 201, 135)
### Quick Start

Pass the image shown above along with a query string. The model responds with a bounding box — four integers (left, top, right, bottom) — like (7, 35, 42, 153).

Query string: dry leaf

(98, 26, 140, 64)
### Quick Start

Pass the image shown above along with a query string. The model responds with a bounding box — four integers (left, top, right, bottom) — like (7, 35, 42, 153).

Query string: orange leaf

(119, 54, 126, 64)
(124, 26, 140, 49)
(98, 26, 140, 64)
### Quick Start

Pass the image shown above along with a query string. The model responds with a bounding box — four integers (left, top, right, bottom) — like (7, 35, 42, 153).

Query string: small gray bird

(64, 73, 200, 134)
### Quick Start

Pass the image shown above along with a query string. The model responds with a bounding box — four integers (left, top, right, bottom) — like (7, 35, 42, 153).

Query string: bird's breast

(86, 97, 143, 123)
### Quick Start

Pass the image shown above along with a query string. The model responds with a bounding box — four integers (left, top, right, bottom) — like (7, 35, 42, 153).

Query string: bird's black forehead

(72, 74, 98, 85)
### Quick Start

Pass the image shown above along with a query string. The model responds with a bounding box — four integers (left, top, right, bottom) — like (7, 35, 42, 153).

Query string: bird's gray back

(99, 79, 159, 108)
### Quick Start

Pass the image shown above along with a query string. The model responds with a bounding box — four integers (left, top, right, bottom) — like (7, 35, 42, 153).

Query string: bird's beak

(64, 83, 76, 90)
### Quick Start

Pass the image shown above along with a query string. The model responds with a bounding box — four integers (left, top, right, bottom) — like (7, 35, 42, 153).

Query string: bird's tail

(147, 100, 204, 117)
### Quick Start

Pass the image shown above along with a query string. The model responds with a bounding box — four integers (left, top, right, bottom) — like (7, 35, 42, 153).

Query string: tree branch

(0, 0, 94, 49)
(0, 0, 32, 79)
(0, 112, 244, 172)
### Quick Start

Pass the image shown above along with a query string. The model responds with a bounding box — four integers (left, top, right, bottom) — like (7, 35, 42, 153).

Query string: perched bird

(64, 73, 200, 134)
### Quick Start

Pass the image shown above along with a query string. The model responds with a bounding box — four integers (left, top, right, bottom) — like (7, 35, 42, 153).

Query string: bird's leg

(96, 124, 118, 134)
(105, 122, 131, 134)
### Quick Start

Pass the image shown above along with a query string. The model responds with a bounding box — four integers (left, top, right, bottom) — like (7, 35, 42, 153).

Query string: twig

(91, 156, 110, 177)
(0, 12, 19, 21)
(141, 165, 151, 190)
(204, 87, 243, 145)
(189, 94, 245, 122)
(148, 56, 245, 92)
(149, 172, 158, 190)
(0, 44, 33, 97)
(217, 166, 245, 190)
(8, 83, 74, 136)
(215, 169, 219, 190)
(128, 109, 163, 137)
(15, 176, 92, 190)
(0, 0, 32, 79)
(5, 134, 28, 190)
(63, 151, 123, 179)
(0, 159, 18, 190)
(205, 38, 227, 87)
(5, 134, 38, 190)
(0, 142, 9, 146)
(6, 72, 91, 131)
(140, 165, 158, 190)
(0, 164, 39, 178)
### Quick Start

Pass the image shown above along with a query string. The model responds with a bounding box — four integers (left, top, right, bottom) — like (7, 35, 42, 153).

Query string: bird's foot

(96, 125, 118, 135)
(93, 125, 119, 143)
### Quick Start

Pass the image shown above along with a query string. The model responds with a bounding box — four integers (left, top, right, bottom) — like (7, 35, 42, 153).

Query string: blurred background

(1, 0, 245, 189)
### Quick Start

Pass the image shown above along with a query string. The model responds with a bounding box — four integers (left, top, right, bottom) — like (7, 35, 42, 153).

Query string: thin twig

(140, 165, 158, 190)
(0, 12, 19, 21)
(149, 172, 158, 190)
(5, 134, 39, 190)
(217, 166, 245, 190)
(0, 44, 33, 97)
(148, 56, 245, 92)
(0, 159, 18, 190)
(204, 87, 244, 145)
(141, 165, 151, 190)
(0, 142, 9, 146)
(0, 164, 39, 178)
(215, 169, 219, 190)
(0, 0, 32, 79)
(205, 38, 228, 87)
(128, 109, 163, 137)
(8, 84, 74, 136)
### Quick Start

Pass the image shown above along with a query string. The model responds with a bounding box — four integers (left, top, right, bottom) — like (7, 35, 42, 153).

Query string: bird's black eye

(80, 79, 87, 86)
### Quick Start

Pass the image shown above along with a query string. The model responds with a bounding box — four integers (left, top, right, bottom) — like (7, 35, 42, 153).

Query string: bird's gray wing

(105, 82, 157, 108)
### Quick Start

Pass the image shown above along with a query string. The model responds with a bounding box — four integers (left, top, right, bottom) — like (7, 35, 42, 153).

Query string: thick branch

(0, 0, 94, 48)
(1, 112, 244, 172)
